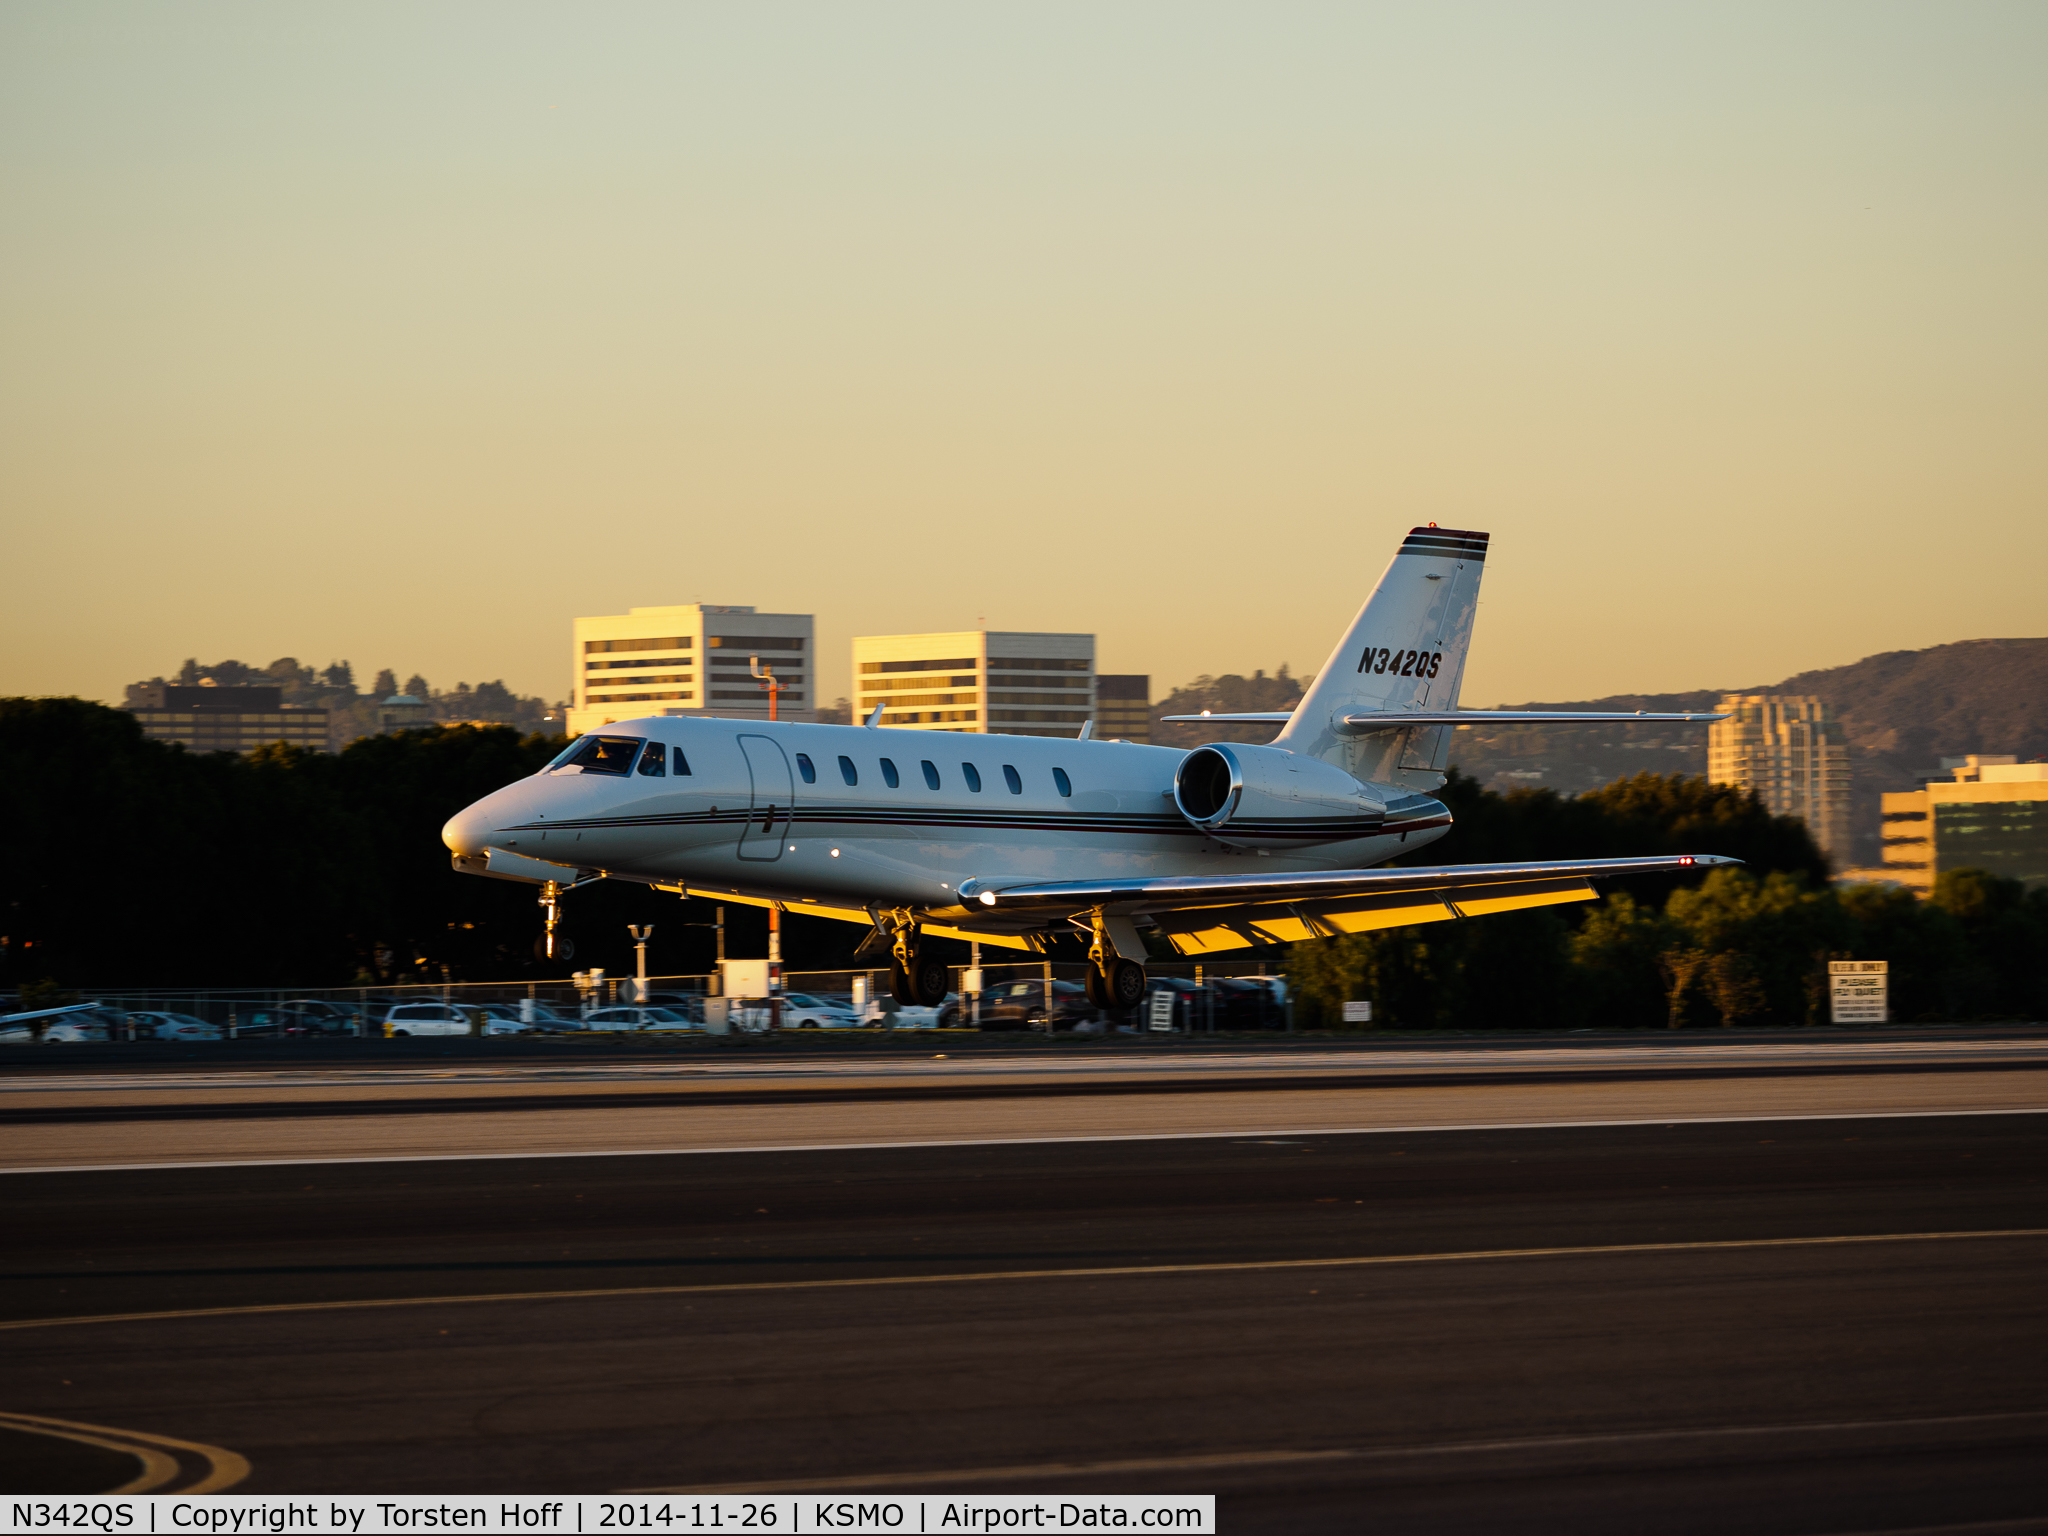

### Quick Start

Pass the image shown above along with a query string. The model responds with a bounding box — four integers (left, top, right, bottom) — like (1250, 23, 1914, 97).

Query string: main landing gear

(883, 912, 950, 1007)
(1082, 911, 1149, 1011)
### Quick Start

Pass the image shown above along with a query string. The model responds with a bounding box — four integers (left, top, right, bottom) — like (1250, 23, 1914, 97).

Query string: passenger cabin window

(921, 760, 941, 790)
(558, 735, 640, 776)
(962, 763, 982, 792)
(673, 748, 693, 776)
(795, 753, 817, 784)
(880, 758, 900, 788)
(838, 755, 858, 786)
(1053, 767, 1072, 797)
(636, 741, 666, 777)
(1002, 765, 1022, 794)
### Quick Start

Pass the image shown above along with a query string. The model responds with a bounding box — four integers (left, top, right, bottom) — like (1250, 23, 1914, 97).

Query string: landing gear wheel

(889, 961, 919, 1006)
(533, 933, 575, 963)
(1085, 966, 1112, 1008)
(1108, 959, 1148, 1011)
(910, 956, 950, 1007)
(890, 949, 950, 1008)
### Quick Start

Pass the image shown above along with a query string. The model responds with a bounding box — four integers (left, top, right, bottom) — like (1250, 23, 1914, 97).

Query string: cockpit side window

(673, 748, 692, 776)
(838, 755, 858, 786)
(635, 741, 667, 777)
(557, 735, 641, 776)
(795, 753, 817, 784)
(880, 758, 900, 788)
(921, 760, 941, 790)
(961, 763, 982, 792)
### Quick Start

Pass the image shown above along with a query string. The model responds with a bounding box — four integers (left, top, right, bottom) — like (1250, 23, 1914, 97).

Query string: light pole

(627, 925, 654, 1004)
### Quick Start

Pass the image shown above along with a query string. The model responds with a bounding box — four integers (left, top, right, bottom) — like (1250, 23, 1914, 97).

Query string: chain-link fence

(28, 958, 1290, 1038)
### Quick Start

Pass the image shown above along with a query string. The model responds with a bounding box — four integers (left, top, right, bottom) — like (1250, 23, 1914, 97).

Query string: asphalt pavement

(4, 1112, 2045, 1531)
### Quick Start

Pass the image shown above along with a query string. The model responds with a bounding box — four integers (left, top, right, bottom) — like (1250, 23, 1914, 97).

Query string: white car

(582, 1005, 697, 1032)
(382, 1003, 531, 1037)
(124, 1011, 224, 1041)
(729, 992, 861, 1030)
(43, 1016, 113, 1042)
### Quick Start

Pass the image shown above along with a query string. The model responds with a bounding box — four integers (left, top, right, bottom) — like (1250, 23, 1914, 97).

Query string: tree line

(3, 698, 2039, 1022)
(1287, 771, 2047, 1028)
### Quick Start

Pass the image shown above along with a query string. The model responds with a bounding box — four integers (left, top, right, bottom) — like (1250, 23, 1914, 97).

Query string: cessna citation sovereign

(444, 527, 1736, 1010)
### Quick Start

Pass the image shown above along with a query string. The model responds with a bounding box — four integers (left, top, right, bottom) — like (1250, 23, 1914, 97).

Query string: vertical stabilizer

(1271, 526, 1487, 788)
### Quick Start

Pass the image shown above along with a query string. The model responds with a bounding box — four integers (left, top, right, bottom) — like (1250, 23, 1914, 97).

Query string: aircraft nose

(442, 798, 498, 858)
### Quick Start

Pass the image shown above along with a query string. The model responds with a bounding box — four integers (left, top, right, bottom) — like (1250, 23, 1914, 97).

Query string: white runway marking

(5, 1225, 2043, 1333)
(4, 1104, 2042, 1175)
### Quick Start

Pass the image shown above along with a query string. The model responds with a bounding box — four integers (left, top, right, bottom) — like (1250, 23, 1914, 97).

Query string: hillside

(1453, 637, 2048, 864)
(1148, 638, 2048, 865)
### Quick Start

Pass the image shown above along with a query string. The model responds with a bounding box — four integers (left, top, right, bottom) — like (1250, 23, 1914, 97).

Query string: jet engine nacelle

(1171, 742, 1386, 844)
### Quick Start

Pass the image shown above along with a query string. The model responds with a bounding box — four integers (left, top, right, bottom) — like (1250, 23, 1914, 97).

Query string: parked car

(1209, 977, 1288, 1030)
(642, 992, 709, 1022)
(123, 1011, 225, 1041)
(872, 994, 957, 1030)
(277, 999, 367, 1034)
(774, 992, 861, 1029)
(382, 1002, 530, 1037)
(967, 978, 1096, 1032)
(582, 1005, 697, 1032)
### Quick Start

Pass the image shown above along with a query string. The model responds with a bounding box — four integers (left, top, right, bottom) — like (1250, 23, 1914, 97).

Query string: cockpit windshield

(547, 735, 643, 776)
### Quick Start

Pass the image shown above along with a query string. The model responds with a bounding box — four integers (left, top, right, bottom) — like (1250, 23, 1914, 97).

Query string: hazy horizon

(6, 2, 2045, 716)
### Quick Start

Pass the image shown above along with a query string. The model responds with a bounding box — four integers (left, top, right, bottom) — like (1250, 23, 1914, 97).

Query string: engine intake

(1171, 743, 1386, 845)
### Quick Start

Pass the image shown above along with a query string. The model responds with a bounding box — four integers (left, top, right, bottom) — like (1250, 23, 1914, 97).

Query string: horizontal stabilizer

(960, 853, 1740, 916)
(1341, 709, 1728, 728)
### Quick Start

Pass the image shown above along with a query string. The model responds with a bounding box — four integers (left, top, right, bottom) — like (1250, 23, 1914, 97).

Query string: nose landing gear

(534, 881, 575, 963)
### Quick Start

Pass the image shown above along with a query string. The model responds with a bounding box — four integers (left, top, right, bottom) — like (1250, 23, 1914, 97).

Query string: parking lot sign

(1148, 989, 1176, 1032)
(1342, 1000, 1374, 1024)
(1829, 960, 1888, 1024)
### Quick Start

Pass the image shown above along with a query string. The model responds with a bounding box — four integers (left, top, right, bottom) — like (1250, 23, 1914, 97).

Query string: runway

(5, 1037, 2044, 1525)
(4, 1100, 2046, 1529)
(4, 1031, 2045, 1171)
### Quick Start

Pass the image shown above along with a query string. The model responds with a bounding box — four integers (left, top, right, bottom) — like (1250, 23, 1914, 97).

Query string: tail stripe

(1400, 527, 1489, 559)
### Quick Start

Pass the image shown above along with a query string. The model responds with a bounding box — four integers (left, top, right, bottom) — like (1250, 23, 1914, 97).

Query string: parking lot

(0, 963, 1291, 1043)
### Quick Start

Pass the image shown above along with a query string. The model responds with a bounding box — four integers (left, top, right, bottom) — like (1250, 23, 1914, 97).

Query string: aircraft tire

(1085, 966, 1111, 1007)
(910, 956, 950, 1008)
(1109, 959, 1148, 1010)
(889, 961, 919, 1006)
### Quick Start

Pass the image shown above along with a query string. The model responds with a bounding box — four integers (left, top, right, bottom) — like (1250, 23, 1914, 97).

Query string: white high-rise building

(853, 631, 1094, 737)
(1707, 693, 1852, 860)
(566, 604, 814, 738)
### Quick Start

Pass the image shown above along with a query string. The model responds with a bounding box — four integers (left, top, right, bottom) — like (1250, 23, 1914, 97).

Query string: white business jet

(444, 527, 1734, 1009)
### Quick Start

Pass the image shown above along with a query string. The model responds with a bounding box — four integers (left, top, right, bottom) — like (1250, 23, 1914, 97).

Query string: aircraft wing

(1160, 709, 1727, 725)
(960, 855, 1734, 912)
(1341, 709, 1727, 726)
(959, 854, 1739, 956)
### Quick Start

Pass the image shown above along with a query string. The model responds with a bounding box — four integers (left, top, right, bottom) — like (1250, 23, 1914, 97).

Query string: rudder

(1271, 525, 1488, 787)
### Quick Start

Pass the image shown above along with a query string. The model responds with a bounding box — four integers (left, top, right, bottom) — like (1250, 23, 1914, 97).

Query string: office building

(378, 694, 434, 734)
(1094, 674, 1152, 743)
(125, 685, 329, 754)
(1707, 694, 1852, 859)
(1877, 760, 2048, 894)
(853, 631, 1093, 737)
(568, 604, 813, 737)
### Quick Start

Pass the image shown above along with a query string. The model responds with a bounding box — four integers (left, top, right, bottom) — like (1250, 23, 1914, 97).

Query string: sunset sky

(4, 1, 2043, 714)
